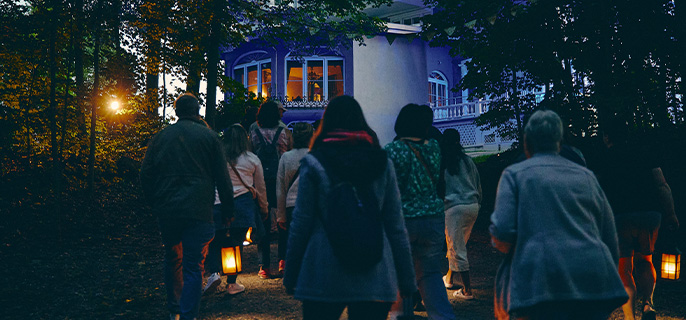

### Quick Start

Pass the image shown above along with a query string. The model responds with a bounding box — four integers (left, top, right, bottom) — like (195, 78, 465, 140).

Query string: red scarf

(322, 130, 374, 146)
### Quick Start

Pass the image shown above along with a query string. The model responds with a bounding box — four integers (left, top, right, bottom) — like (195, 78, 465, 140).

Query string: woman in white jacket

(276, 122, 314, 276)
(204, 124, 268, 295)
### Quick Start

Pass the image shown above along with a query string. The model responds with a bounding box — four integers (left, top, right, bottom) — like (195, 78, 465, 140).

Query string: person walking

(490, 110, 627, 320)
(440, 129, 482, 300)
(283, 95, 416, 320)
(276, 122, 314, 276)
(598, 117, 680, 320)
(385, 104, 456, 320)
(203, 124, 269, 295)
(250, 101, 293, 279)
(140, 93, 234, 320)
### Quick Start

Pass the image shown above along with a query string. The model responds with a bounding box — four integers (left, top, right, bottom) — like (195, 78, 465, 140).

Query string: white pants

(445, 203, 479, 272)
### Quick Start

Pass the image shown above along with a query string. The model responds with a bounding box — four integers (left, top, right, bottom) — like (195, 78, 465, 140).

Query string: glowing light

(661, 252, 680, 280)
(110, 101, 120, 111)
(221, 246, 242, 275)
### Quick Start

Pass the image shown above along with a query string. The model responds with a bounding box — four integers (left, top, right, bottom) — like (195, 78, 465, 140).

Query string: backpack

(312, 151, 384, 273)
(254, 126, 284, 182)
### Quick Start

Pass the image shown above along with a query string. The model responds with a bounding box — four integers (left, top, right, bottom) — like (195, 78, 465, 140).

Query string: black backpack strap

(287, 166, 301, 193)
(271, 127, 284, 146)
(254, 128, 267, 146)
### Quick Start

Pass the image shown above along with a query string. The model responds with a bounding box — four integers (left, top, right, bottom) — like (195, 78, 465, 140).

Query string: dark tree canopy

(423, 0, 685, 141)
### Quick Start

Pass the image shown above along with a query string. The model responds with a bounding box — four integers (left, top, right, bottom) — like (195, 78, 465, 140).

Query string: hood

(316, 144, 388, 186)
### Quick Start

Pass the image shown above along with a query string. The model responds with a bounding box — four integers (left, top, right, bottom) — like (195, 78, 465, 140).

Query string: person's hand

(261, 210, 269, 221)
(278, 221, 288, 230)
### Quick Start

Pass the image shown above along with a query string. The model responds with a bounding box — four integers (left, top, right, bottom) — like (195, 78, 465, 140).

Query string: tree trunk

(88, 2, 102, 196)
(186, 48, 203, 97)
(49, 0, 59, 191)
(205, 11, 220, 129)
(74, 0, 86, 136)
(145, 38, 160, 116)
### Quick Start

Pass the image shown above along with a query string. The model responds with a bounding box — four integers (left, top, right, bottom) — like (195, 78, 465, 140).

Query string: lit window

(429, 71, 448, 107)
(234, 52, 272, 98)
(286, 57, 344, 101)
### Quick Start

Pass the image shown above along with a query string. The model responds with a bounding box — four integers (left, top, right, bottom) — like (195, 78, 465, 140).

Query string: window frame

(428, 71, 448, 107)
(284, 56, 344, 102)
(233, 57, 272, 98)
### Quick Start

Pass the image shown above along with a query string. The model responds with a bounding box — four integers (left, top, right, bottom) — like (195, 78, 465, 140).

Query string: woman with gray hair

(276, 122, 314, 276)
(490, 110, 627, 319)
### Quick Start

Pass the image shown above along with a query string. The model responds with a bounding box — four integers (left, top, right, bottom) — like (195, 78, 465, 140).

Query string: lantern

(660, 247, 681, 280)
(221, 246, 242, 275)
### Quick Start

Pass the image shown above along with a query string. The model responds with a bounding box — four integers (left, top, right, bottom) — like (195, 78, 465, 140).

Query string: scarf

(322, 130, 374, 146)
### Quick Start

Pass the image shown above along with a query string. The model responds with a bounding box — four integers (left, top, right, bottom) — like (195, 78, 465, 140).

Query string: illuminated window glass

(233, 53, 271, 98)
(328, 60, 344, 99)
(285, 56, 344, 101)
(307, 60, 324, 101)
(287, 61, 304, 101)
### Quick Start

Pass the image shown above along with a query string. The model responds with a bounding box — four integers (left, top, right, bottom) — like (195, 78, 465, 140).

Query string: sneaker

(203, 273, 221, 294)
(258, 267, 270, 279)
(642, 302, 657, 320)
(227, 282, 246, 295)
(443, 275, 458, 289)
(453, 288, 474, 300)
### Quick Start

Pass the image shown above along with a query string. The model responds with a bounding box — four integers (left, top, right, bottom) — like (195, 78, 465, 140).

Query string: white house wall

(353, 36, 428, 145)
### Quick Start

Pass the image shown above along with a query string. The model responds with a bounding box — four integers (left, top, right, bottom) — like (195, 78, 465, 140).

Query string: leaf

(464, 19, 477, 28)
(386, 34, 397, 45)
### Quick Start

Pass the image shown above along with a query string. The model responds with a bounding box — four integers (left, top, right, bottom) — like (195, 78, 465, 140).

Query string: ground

(1, 178, 685, 319)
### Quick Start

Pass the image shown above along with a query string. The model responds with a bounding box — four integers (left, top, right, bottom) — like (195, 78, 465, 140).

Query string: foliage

(1, 0, 390, 199)
(423, 0, 685, 141)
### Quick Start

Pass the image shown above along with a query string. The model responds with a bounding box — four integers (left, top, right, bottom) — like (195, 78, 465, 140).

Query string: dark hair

(292, 122, 314, 149)
(256, 101, 281, 128)
(175, 93, 200, 117)
(241, 105, 259, 130)
(310, 95, 379, 150)
(394, 104, 434, 139)
(222, 124, 250, 163)
(440, 129, 467, 175)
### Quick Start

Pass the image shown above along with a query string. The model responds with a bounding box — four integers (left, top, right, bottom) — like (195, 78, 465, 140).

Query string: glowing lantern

(660, 247, 681, 280)
(221, 246, 242, 275)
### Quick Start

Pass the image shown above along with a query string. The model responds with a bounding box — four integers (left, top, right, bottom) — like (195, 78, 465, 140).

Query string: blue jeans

(159, 218, 215, 320)
(403, 215, 456, 320)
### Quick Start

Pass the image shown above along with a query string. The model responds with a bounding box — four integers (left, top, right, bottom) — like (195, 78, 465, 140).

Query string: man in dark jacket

(140, 93, 234, 320)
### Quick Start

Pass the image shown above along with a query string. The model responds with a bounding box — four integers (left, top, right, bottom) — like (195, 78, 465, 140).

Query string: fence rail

(431, 100, 489, 122)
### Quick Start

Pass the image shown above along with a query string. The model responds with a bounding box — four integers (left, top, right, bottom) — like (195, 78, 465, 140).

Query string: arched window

(428, 71, 448, 107)
(285, 55, 344, 102)
(233, 51, 272, 98)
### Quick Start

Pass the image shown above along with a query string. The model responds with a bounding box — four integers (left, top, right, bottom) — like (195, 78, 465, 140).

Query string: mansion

(220, 0, 513, 150)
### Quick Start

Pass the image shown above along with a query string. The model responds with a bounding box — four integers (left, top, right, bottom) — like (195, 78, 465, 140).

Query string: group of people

(490, 110, 680, 320)
(141, 92, 678, 320)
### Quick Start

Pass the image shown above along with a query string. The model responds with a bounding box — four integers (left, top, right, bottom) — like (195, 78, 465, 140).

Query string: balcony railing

(431, 99, 489, 122)
(282, 99, 328, 109)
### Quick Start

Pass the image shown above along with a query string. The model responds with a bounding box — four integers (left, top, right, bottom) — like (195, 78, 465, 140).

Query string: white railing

(431, 99, 490, 122)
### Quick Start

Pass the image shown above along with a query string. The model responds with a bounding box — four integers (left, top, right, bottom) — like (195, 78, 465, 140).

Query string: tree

(423, 0, 685, 141)
(130, 0, 392, 129)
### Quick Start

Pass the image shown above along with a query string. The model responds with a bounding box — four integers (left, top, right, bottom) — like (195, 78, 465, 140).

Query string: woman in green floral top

(385, 104, 456, 320)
